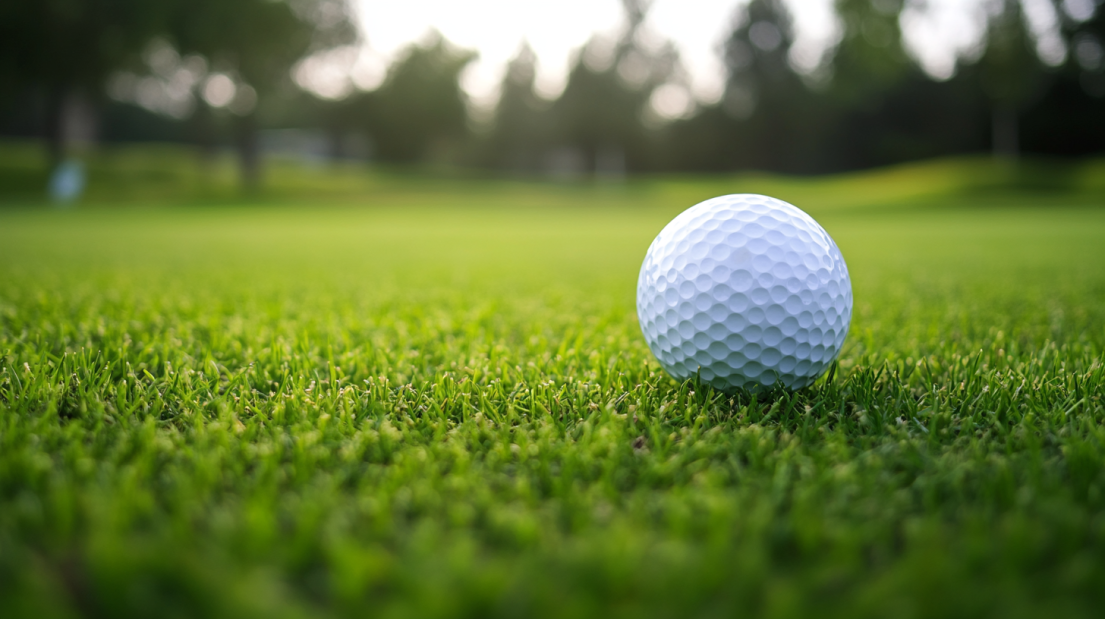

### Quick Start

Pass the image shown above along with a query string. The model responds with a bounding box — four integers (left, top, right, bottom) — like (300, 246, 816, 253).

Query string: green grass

(2, 147, 1105, 618)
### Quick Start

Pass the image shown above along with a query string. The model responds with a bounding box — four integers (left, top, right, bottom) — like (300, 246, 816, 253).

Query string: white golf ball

(637, 194, 852, 393)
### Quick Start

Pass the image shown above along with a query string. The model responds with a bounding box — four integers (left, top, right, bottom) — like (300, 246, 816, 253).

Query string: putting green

(2, 157, 1104, 618)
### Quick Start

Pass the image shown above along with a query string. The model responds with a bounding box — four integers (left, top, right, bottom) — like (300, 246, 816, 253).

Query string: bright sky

(290, 0, 1074, 116)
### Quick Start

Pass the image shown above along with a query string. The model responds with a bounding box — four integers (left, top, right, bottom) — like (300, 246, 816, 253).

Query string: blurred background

(0, 0, 1102, 198)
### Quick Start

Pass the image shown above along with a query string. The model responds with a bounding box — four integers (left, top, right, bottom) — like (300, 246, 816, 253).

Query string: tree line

(1, 0, 1103, 186)
(0, 0, 355, 187)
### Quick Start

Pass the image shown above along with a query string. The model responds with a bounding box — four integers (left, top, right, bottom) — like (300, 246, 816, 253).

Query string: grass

(1, 145, 1105, 618)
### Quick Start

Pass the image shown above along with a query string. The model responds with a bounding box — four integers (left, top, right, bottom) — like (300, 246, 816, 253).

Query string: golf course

(2, 149, 1105, 618)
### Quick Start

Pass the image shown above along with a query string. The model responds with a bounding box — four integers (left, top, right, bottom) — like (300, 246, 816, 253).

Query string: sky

(290, 0, 1077, 117)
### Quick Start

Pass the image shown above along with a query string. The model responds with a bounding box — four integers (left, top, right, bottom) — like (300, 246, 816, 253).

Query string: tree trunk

(992, 104, 1019, 159)
(328, 127, 349, 162)
(235, 113, 261, 192)
(583, 143, 598, 178)
(45, 85, 68, 168)
(193, 101, 219, 164)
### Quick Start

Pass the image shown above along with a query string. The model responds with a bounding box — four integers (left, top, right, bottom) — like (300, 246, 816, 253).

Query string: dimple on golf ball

(637, 194, 852, 393)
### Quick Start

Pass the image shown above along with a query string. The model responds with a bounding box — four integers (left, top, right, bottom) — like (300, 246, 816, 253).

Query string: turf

(2, 153, 1105, 618)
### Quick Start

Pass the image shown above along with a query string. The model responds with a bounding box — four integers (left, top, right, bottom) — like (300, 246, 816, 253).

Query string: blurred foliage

(0, 0, 1103, 186)
(657, 0, 1103, 173)
(0, 0, 170, 163)
(830, 0, 912, 102)
(484, 44, 548, 171)
(550, 0, 680, 173)
(356, 35, 476, 164)
(0, 0, 355, 189)
(477, 0, 681, 174)
(979, 0, 1046, 108)
(722, 0, 823, 171)
(1022, 0, 1105, 154)
(0, 0, 165, 92)
(978, 0, 1048, 157)
(166, 0, 356, 187)
(549, 52, 651, 173)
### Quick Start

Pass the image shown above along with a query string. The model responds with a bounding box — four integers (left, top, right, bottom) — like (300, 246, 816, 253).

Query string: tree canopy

(1, 0, 1102, 179)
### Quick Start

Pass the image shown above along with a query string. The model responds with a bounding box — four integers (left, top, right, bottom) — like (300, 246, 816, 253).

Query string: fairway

(2, 166, 1105, 618)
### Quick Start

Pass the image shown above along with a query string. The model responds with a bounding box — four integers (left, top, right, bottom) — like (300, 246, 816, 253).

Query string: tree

(718, 0, 829, 171)
(1020, 0, 1105, 156)
(661, 0, 808, 173)
(487, 43, 548, 171)
(361, 34, 476, 164)
(1054, 0, 1104, 97)
(817, 0, 989, 169)
(976, 0, 1049, 158)
(0, 0, 170, 165)
(829, 0, 913, 103)
(550, 0, 679, 174)
(551, 45, 652, 174)
(168, 0, 356, 187)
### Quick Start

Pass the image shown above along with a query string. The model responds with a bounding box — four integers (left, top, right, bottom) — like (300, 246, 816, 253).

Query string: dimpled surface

(637, 194, 852, 393)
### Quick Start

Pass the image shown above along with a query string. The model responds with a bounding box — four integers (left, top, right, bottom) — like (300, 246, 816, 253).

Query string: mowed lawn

(2, 158, 1105, 618)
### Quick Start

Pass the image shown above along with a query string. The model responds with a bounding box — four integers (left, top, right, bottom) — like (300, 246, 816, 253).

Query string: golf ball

(637, 194, 852, 393)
